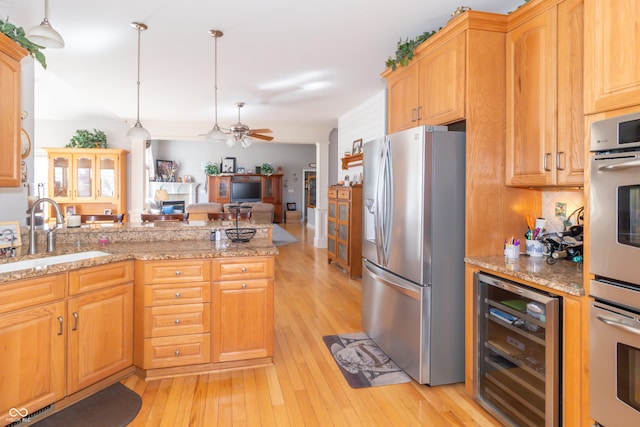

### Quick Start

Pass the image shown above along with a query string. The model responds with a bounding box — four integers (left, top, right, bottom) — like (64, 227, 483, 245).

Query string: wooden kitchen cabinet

(327, 185, 362, 279)
(212, 257, 274, 363)
(505, 0, 584, 187)
(45, 148, 129, 215)
(0, 34, 27, 187)
(67, 261, 134, 393)
(584, 0, 640, 114)
(134, 259, 211, 370)
(384, 31, 465, 133)
(0, 274, 66, 421)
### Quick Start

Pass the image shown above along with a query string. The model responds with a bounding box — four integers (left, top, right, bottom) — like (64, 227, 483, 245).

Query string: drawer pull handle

(175, 350, 180, 356)
(242, 283, 247, 288)
(72, 312, 79, 331)
(175, 270, 181, 276)
(57, 316, 63, 335)
(175, 319, 181, 325)
(241, 267, 247, 273)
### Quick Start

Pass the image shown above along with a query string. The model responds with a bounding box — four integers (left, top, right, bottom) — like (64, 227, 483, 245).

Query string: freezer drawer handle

(364, 262, 420, 300)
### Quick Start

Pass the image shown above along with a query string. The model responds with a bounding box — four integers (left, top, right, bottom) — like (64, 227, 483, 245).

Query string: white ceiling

(2, 0, 523, 142)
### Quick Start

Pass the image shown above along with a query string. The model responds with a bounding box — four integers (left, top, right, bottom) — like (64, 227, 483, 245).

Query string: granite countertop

(465, 255, 584, 297)
(0, 222, 277, 283)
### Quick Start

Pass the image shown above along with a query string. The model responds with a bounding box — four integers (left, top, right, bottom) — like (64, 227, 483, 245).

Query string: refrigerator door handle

(374, 138, 387, 266)
(377, 136, 393, 267)
(363, 260, 421, 301)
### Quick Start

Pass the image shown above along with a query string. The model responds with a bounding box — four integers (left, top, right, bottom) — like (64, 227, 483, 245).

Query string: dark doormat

(33, 382, 141, 427)
(322, 332, 412, 388)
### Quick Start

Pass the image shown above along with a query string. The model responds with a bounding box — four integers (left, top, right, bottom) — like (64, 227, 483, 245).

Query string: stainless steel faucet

(28, 198, 64, 255)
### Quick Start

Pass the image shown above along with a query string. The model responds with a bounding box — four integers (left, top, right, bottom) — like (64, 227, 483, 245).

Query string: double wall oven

(590, 112, 640, 426)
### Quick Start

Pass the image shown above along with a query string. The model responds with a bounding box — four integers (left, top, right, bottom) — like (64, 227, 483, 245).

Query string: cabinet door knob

(175, 350, 180, 356)
(175, 319, 181, 325)
(556, 152, 565, 171)
(175, 270, 181, 276)
(241, 267, 247, 273)
(175, 292, 181, 298)
(242, 283, 247, 288)
(543, 153, 552, 172)
(416, 106, 423, 121)
(72, 312, 79, 331)
(57, 316, 63, 336)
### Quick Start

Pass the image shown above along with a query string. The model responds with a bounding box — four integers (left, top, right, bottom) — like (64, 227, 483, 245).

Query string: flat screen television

(231, 181, 261, 202)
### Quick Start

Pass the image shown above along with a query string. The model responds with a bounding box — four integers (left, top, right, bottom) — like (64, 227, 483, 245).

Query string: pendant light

(127, 22, 151, 140)
(27, 0, 64, 48)
(205, 30, 230, 144)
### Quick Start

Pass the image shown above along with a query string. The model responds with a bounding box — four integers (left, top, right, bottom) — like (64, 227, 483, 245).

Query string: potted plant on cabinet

(204, 162, 219, 175)
(65, 129, 108, 148)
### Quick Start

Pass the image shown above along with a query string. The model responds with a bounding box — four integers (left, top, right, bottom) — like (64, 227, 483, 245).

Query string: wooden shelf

(341, 153, 363, 170)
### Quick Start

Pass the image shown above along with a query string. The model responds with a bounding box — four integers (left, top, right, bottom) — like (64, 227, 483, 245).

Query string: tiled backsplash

(541, 190, 585, 233)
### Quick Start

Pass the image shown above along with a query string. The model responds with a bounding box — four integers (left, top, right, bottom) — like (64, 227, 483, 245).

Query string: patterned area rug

(323, 332, 412, 388)
(272, 224, 298, 246)
(32, 382, 141, 427)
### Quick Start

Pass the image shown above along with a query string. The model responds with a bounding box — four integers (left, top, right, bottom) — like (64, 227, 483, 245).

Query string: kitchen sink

(0, 251, 111, 274)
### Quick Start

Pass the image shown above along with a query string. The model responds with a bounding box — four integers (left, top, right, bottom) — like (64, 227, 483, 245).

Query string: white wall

(336, 90, 386, 183)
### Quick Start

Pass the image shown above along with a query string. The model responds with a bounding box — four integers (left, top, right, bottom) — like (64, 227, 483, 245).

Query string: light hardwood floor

(123, 223, 501, 426)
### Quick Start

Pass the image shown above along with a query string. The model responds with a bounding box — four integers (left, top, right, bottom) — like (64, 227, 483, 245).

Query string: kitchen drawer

(0, 274, 65, 315)
(143, 283, 210, 307)
(143, 303, 210, 337)
(142, 333, 210, 369)
(69, 261, 134, 296)
(140, 260, 211, 284)
(212, 257, 274, 280)
(328, 188, 338, 199)
(337, 189, 351, 200)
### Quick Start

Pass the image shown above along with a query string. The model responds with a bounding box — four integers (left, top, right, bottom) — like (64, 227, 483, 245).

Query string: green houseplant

(260, 163, 274, 175)
(385, 30, 438, 71)
(204, 162, 219, 175)
(65, 129, 108, 148)
(0, 18, 47, 69)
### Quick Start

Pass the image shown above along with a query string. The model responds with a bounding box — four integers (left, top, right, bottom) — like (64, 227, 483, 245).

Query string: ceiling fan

(227, 101, 274, 147)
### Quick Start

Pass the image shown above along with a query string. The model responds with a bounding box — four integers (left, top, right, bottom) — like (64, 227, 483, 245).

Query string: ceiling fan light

(206, 126, 228, 143)
(241, 137, 253, 148)
(225, 135, 236, 148)
(28, 19, 65, 48)
(127, 121, 151, 140)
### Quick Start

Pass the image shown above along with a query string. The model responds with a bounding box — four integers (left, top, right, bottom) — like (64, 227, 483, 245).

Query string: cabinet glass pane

(76, 157, 93, 198)
(328, 203, 336, 219)
(338, 243, 347, 260)
(99, 157, 115, 198)
(339, 224, 347, 240)
(328, 221, 336, 236)
(328, 238, 335, 254)
(339, 204, 348, 221)
(263, 178, 273, 198)
(219, 180, 229, 198)
(52, 157, 70, 198)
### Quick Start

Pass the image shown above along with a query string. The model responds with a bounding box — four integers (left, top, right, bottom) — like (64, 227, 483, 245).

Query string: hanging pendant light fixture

(127, 22, 151, 140)
(28, 0, 64, 48)
(205, 30, 229, 144)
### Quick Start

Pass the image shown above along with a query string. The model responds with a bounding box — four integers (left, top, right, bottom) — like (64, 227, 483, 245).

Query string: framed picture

(0, 221, 21, 248)
(222, 157, 236, 173)
(156, 159, 176, 181)
(65, 205, 76, 215)
(352, 138, 363, 155)
(287, 202, 297, 211)
(237, 167, 246, 174)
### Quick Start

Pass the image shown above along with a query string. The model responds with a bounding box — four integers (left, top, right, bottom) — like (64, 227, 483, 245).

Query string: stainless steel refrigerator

(362, 125, 466, 385)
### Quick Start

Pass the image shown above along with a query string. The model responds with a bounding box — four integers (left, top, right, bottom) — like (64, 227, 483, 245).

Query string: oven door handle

(596, 314, 640, 336)
(597, 158, 640, 171)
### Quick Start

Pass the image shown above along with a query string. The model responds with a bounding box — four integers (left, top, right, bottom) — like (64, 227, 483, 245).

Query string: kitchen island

(0, 221, 277, 423)
(464, 255, 588, 425)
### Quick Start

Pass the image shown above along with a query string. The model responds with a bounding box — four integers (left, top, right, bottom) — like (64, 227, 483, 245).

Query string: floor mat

(33, 382, 141, 427)
(272, 224, 299, 246)
(323, 332, 412, 388)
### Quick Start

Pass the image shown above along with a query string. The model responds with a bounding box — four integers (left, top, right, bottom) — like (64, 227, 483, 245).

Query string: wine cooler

(474, 272, 561, 426)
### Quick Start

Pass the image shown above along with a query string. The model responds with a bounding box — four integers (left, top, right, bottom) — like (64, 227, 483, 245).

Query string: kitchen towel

(323, 332, 412, 388)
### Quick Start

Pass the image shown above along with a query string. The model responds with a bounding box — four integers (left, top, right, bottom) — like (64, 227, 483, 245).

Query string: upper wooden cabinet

(384, 31, 466, 133)
(0, 34, 27, 187)
(584, 0, 640, 114)
(505, 0, 584, 187)
(45, 148, 128, 214)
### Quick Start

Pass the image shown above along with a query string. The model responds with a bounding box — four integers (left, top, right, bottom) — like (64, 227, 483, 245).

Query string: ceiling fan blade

(248, 128, 273, 134)
(250, 133, 274, 141)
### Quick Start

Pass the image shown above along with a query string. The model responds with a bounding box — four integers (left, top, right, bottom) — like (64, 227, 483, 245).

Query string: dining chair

(80, 213, 125, 223)
(141, 213, 189, 222)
